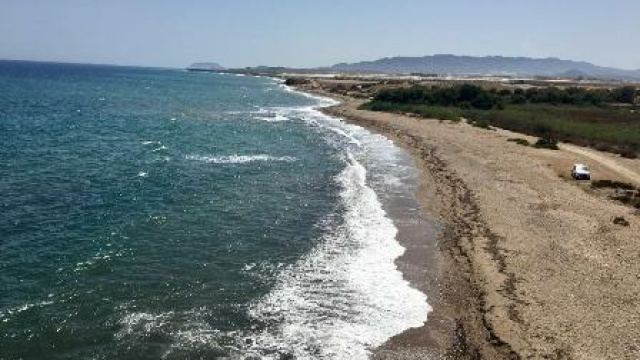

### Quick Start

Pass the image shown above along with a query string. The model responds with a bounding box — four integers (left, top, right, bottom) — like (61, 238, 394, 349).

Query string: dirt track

(560, 144, 640, 185)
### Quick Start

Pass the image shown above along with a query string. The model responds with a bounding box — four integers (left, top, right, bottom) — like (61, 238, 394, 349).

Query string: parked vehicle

(571, 163, 591, 180)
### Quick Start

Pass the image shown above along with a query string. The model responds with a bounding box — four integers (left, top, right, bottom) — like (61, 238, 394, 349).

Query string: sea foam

(247, 153, 430, 359)
(244, 89, 430, 359)
(185, 154, 296, 164)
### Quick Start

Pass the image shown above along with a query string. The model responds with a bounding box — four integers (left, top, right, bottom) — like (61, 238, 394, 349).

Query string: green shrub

(533, 138, 559, 150)
(359, 101, 462, 121)
(361, 100, 640, 157)
(371, 84, 637, 108)
(591, 180, 636, 190)
(619, 147, 638, 159)
(508, 138, 530, 146)
(472, 119, 491, 129)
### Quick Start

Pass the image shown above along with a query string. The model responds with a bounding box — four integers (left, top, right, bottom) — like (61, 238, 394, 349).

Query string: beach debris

(534, 137, 559, 150)
(284, 77, 310, 86)
(612, 216, 630, 226)
(508, 138, 531, 146)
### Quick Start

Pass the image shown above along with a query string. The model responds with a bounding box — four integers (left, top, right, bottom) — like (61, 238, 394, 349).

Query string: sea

(0, 61, 431, 360)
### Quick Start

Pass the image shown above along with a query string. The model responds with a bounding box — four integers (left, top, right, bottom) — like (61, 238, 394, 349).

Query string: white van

(571, 164, 591, 180)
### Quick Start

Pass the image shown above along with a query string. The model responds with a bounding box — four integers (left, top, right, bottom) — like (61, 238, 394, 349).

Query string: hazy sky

(1, 0, 639, 69)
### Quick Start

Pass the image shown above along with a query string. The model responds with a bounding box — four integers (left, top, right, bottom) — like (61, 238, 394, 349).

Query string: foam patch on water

(0, 300, 55, 322)
(247, 153, 430, 359)
(73, 248, 126, 273)
(254, 113, 290, 122)
(116, 310, 232, 359)
(278, 84, 339, 107)
(185, 154, 296, 164)
(116, 312, 173, 339)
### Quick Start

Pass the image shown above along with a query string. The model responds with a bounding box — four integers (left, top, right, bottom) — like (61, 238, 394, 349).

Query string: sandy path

(560, 144, 640, 185)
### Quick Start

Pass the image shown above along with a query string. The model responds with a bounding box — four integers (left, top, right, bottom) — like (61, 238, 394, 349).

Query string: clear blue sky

(1, 0, 639, 69)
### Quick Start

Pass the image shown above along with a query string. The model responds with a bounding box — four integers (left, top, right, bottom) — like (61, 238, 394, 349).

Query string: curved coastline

(290, 78, 640, 360)
(248, 81, 435, 358)
(281, 82, 452, 358)
(291, 85, 522, 359)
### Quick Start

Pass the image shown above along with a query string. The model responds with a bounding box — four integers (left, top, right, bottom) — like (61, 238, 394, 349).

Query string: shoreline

(292, 84, 468, 357)
(318, 98, 503, 359)
(301, 86, 503, 358)
(264, 83, 440, 358)
(295, 82, 640, 359)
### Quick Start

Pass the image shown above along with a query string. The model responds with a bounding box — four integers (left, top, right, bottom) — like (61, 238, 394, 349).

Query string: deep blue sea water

(0, 61, 430, 359)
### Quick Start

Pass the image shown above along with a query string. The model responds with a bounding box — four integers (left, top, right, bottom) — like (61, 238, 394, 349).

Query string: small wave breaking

(185, 154, 297, 164)
(235, 84, 431, 359)
(246, 153, 430, 359)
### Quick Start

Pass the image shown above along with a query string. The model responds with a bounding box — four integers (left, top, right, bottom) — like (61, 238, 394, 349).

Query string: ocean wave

(0, 300, 55, 322)
(116, 310, 232, 358)
(254, 113, 290, 122)
(279, 83, 340, 107)
(73, 248, 126, 273)
(319, 123, 362, 147)
(247, 153, 430, 359)
(116, 311, 173, 340)
(271, 90, 411, 194)
(185, 154, 297, 164)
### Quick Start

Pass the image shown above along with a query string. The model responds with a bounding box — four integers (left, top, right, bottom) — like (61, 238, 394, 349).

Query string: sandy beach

(295, 81, 640, 359)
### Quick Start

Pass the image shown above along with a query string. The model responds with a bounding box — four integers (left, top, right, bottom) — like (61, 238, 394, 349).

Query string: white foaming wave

(226, 108, 286, 118)
(186, 154, 296, 164)
(73, 248, 126, 273)
(279, 83, 340, 108)
(288, 96, 412, 194)
(254, 113, 290, 122)
(261, 86, 364, 149)
(116, 312, 173, 340)
(289, 105, 364, 149)
(321, 124, 362, 147)
(0, 300, 55, 322)
(116, 310, 233, 358)
(247, 154, 430, 359)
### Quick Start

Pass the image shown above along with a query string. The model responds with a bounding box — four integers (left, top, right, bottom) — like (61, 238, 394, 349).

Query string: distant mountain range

(328, 55, 640, 80)
(187, 62, 225, 71)
(187, 55, 640, 80)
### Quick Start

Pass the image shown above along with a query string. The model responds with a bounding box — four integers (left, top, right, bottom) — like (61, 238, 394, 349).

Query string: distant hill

(187, 62, 225, 71)
(329, 55, 640, 80)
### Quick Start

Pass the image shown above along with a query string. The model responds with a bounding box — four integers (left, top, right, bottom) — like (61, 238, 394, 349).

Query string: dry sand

(297, 83, 640, 359)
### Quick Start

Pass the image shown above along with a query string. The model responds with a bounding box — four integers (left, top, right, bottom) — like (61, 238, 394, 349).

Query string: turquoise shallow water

(0, 61, 430, 359)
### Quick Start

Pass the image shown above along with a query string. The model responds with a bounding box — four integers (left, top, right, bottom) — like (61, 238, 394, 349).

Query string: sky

(1, 0, 639, 70)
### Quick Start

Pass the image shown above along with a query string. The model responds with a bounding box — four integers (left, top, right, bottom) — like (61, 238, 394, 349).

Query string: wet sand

(297, 83, 640, 359)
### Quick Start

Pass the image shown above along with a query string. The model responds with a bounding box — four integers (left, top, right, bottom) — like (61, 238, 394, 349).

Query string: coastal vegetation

(507, 138, 531, 146)
(591, 180, 640, 209)
(360, 84, 640, 156)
